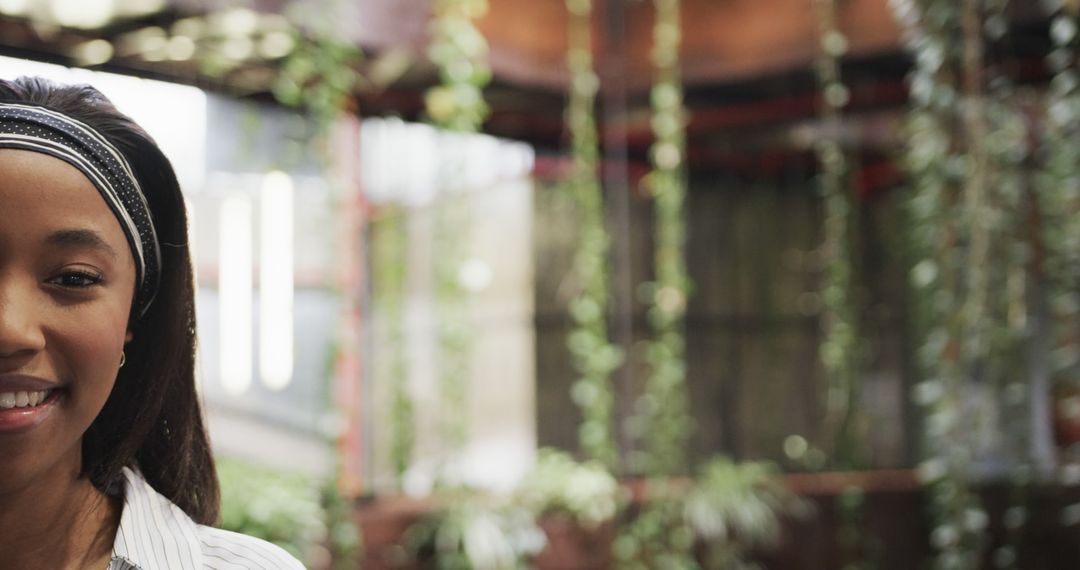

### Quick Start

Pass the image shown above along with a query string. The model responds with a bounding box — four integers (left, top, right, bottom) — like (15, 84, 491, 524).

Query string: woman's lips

(0, 374, 64, 434)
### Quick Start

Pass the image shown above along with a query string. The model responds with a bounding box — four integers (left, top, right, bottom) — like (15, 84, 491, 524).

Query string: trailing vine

(810, 2, 878, 569)
(425, 0, 494, 469)
(615, 487, 698, 570)
(639, 0, 694, 480)
(811, 0, 863, 471)
(1041, 1, 1080, 439)
(891, 0, 989, 567)
(1039, 0, 1080, 553)
(976, 2, 1034, 566)
(614, 0, 696, 567)
(372, 209, 413, 491)
(563, 0, 622, 470)
(434, 190, 472, 466)
(894, 0, 1046, 566)
(271, 0, 363, 134)
(425, 0, 492, 132)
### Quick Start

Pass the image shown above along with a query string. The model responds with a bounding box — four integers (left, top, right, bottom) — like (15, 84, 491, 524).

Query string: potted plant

(403, 490, 545, 570)
(516, 449, 621, 569)
(686, 457, 806, 568)
(614, 456, 804, 569)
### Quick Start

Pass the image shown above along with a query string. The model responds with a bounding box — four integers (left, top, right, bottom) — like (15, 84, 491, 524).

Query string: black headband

(0, 102, 160, 317)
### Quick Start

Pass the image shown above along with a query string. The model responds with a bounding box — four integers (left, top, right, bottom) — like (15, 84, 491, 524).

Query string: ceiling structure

(0, 0, 1052, 177)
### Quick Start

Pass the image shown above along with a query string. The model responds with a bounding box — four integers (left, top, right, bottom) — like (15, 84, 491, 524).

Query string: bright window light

(219, 194, 253, 396)
(0, 0, 31, 16)
(48, 0, 117, 29)
(117, 0, 164, 17)
(259, 170, 294, 391)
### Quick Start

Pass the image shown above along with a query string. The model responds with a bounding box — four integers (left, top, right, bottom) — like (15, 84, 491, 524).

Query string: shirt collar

(109, 467, 204, 570)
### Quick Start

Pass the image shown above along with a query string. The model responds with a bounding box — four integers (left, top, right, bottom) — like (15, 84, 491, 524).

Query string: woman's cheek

(53, 303, 128, 414)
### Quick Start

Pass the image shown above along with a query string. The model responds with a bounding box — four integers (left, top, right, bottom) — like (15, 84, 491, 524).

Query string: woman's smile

(0, 373, 65, 433)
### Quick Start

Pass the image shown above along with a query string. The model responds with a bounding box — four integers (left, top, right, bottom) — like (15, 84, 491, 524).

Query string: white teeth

(0, 390, 51, 409)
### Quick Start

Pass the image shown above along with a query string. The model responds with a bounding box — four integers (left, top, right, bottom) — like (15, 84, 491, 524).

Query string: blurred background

(2, 0, 1079, 568)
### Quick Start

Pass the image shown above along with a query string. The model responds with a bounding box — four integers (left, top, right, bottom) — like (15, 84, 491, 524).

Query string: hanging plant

(425, 0, 495, 469)
(810, 0, 863, 471)
(638, 0, 694, 479)
(1040, 1, 1080, 442)
(892, 0, 990, 567)
(974, 1, 1039, 567)
(563, 0, 622, 470)
(1038, 1, 1080, 558)
(271, 26, 363, 135)
(615, 0, 695, 567)
(425, 0, 493, 132)
(895, 0, 1039, 566)
(810, 2, 880, 568)
(434, 195, 472, 465)
(372, 209, 413, 491)
(271, 0, 364, 133)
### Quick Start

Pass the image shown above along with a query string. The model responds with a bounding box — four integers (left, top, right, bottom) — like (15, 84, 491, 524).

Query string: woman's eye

(48, 271, 103, 288)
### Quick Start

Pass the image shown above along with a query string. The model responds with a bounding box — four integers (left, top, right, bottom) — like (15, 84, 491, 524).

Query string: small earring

(119, 352, 126, 368)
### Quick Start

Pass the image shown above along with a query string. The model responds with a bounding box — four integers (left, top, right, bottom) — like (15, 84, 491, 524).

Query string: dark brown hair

(0, 76, 220, 525)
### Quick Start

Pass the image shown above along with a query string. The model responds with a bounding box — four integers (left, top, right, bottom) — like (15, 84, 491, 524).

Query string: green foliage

(424, 0, 493, 475)
(614, 491, 698, 570)
(686, 458, 803, 570)
(614, 458, 798, 570)
(636, 0, 694, 480)
(1040, 4, 1080, 396)
(516, 448, 621, 528)
(617, 6, 696, 565)
(810, 4, 878, 567)
(896, 0, 990, 564)
(182, 1, 363, 133)
(217, 458, 327, 564)
(563, 0, 622, 470)
(406, 494, 546, 570)
(811, 0, 864, 471)
(271, 25, 363, 132)
(435, 192, 472, 464)
(1038, 3, 1080, 560)
(321, 476, 362, 570)
(685, 459, 791, 546)
(372, 210, 414, 490)
(891, 0, 1053, 567)
(426, 0, 493, 132)
(836, 486, 881, 570)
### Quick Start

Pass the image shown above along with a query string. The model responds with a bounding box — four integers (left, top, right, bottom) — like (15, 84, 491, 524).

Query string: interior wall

(534, 170, 912, 471)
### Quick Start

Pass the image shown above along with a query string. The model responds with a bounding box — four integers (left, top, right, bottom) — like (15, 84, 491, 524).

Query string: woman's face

(0, 149, 135, 492)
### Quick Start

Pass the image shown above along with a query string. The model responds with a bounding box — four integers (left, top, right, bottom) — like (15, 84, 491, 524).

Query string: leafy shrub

(217, 457, 328, 564)
(516, 448, 620, 528)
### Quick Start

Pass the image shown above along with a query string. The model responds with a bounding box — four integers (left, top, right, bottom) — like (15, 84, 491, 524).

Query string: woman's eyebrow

(46, 228, 119, 260)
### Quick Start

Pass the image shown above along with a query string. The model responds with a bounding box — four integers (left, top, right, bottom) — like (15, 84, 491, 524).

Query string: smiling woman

(0, 77, 304, 570)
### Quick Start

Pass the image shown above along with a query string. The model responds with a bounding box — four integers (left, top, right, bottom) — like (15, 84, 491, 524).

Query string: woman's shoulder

(114, 466, 306, 570)
(195, 524, 306, 570)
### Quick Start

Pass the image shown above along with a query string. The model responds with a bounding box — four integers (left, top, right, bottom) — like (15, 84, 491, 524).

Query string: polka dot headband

(0, 102, 161, 317)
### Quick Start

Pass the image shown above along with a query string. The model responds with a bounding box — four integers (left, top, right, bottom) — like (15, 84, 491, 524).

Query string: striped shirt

(108, 467, 306, 570)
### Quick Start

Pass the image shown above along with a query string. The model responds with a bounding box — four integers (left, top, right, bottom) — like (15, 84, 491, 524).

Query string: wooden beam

(346, 0, 904, 92)
(621, 0, 902, 88)
(477, 0, 570, 90)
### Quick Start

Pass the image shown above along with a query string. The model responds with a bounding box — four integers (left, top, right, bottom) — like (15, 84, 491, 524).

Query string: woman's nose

(0, 276, 46, 359)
